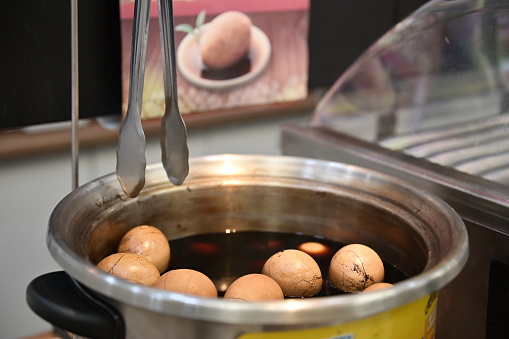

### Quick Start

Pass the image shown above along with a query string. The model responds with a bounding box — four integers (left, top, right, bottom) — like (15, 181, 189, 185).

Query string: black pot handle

(26, 271, 125, 339)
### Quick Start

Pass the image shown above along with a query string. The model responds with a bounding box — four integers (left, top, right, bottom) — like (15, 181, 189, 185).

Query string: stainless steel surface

(158, 0, 189, 186)
(116, 0, 150, 198)
(47, 154, 468, 339)
(282, 126, 509, 222)
(71, 0, 79, 190)
(380, 114, 509, 184)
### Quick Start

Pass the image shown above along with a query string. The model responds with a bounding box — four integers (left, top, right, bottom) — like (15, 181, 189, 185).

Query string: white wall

(0, 112, 309, 339)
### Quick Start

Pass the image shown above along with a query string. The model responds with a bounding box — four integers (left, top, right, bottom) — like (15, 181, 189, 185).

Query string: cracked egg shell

(117, 225, 170, 273)
(224, 274, 284, 301)
(262, 249, 322, 297)
(155, 269, 218, 298)
(97, 252, 160, 286)
(329, 244, 384, 293)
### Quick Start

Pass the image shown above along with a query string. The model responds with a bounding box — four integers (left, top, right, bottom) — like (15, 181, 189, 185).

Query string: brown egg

(117, 225, 170, 273)
(298, 242, 331, 258)
(363, 282, 394, 292)
(224, 274, 284, 301)
(97, 252, 160, 286)
(329, 244, 385, 293)
(262, 249, 322, 297)
(155, 269, 218, 298)
(199, 11, 252, 69)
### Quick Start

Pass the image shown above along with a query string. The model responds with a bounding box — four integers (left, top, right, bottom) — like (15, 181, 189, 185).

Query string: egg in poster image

(176, 10, 272, 91)
(118, 0, 309, 119)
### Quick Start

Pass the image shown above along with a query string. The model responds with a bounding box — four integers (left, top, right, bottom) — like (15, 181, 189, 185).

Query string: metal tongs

(116, 0, 189, 198)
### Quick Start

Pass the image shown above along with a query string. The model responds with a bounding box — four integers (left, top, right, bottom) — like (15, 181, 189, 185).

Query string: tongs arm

(158, 0, 189, 185)
(116, 0, 151, 198)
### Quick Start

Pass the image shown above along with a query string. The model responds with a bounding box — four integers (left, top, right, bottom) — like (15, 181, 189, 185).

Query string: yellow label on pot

(238, 293, 438, 339)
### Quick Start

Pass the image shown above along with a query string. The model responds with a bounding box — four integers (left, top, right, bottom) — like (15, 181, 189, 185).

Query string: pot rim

(47, 154, 468, 325)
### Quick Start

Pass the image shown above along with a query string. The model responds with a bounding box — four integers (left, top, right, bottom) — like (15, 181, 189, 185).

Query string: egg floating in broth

(262, 249, 322, 297)
(97, 252, 160, 286)
(362, 282, 394, 292)
(224, 274, 284, 301)
(96, 226, 401, 300)
(298, 242, 331, 258)
(329, 244, 385, 293)
(155, 269, 218, 298)
(117, 225, 170, 274)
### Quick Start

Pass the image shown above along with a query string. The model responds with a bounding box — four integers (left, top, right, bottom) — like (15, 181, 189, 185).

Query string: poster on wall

(120, 0, 310, 121)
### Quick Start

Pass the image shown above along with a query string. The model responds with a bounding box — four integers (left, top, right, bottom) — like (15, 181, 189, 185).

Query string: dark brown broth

(166, 231, 408, 297)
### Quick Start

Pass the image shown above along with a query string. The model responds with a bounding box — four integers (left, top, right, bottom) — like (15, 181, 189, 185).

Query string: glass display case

(283, 0, 509, 337)
(311, 0, 509, 184)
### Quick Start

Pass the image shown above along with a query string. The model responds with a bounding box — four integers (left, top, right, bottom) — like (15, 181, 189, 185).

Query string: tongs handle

(158, 0, 189, 185)
(116, 0, 151, 198)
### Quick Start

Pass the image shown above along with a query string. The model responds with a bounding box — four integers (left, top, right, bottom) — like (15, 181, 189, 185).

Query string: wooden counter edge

(0, 95, 316, 161)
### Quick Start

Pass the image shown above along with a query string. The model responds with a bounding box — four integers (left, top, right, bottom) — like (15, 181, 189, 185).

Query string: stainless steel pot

(27, 154, 468, 339)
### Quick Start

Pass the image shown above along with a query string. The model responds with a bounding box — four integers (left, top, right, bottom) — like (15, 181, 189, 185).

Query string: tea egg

(363, 282, 394, 292)
(329, 244, 384, 293)
(224, 274, 284, 301)
(117, 225, 170, 273)
(298, 242, 331, 258)
(262, 249, 322, 297)
(155, 269, 218, 298)
(97, 252, 160, 286)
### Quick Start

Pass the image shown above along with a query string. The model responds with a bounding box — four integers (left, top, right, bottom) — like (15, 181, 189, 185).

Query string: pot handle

(26, 271, 125, 339)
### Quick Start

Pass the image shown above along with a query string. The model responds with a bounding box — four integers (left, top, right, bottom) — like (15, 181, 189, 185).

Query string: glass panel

(312, 0, 509, 184)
